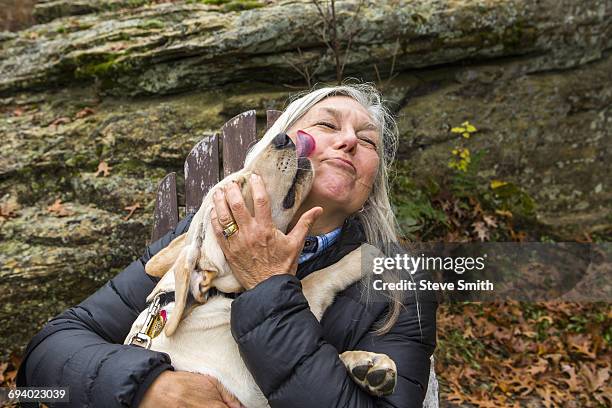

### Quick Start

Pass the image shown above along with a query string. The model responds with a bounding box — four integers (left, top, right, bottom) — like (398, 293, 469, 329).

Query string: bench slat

(151, 172, 178, 242)
(266, 110, 282, 130)
(185, 134, 220, 215)
(222, 110, 257, 177)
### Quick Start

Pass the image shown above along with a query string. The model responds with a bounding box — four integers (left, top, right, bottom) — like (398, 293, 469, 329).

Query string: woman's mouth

(325, 157, 356, 174)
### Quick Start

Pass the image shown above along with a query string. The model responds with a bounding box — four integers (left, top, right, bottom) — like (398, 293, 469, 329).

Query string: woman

(17, 83, 437, 407)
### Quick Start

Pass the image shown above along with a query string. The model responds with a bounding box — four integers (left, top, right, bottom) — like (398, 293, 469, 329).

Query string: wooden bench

(150, 109, 282, 242)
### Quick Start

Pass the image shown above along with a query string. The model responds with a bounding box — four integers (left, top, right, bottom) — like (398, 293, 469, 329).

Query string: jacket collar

(296, 215, 366, 280)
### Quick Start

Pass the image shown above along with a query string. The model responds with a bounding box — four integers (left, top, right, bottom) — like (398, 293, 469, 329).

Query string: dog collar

(127, 291, 174, 349)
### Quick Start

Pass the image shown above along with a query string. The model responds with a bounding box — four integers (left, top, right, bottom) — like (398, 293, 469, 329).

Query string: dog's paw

(340, 350, 397, 396)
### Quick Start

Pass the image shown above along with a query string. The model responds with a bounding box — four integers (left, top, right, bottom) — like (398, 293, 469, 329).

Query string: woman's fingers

(213, 187, 237, 229)
(210, 208, 225, 243)
(288, 206, 323, 246)
(223, 181, 251, 226)
(249, 173, 272, 226)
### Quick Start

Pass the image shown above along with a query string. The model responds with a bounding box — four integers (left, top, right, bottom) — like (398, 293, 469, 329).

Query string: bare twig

(339, 0, 365, 81)
(288, 0, 366, 87)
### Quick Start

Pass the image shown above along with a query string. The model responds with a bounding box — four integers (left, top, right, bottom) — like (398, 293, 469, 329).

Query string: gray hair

(244, 80, 405, 334)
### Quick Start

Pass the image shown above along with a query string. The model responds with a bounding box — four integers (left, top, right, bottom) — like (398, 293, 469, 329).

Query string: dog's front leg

(301, 246, 364, 320)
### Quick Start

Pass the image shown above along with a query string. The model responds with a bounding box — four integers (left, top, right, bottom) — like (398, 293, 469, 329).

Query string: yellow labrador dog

(124, 132, 397, 407)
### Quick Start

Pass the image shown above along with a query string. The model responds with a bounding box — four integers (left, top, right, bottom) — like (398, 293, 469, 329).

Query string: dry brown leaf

(75, 107, 95, 119)
(47, 199, 73, 217)
(495, 209, 513, 218)
(124, 203, 141, 221)
(510, 228, 527, 242)
(528, 358, 549, 376)
(109, 43, 127, 51)
(94, 161, 112, 177)
(472, 221, 490, 241)
(567, 334, 596, 359)
(4, 369, 16, 383)
(561, 364, 581, 392)
(50, 116, 71, 127)
(12, 107, 24, 117)
(0, 197, 21, 220)
(580, 363, 610, 392)
(483, 215, 498, 228)
(0, 362, 7, 383)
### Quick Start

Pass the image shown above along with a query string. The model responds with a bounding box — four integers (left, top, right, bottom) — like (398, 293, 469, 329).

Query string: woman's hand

(211, 173, 322, 290)
(139, 371, 244, 408)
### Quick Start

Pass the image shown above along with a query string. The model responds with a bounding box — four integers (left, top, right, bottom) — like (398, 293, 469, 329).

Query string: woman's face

(286, 95, 381, 223)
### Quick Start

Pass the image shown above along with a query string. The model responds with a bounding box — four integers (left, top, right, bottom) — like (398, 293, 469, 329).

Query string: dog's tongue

(296, 130, 315, 158)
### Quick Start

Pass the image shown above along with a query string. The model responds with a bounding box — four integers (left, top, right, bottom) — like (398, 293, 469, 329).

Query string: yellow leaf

(466, 124, 477, 132)
(490, 180, 508, 189)
(462, 132, 470, 138)
(451, 127, 465, 133)
(495, 209, 513, 218)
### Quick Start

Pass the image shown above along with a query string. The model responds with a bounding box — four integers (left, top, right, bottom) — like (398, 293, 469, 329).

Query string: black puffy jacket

(17, 213, 437, 407)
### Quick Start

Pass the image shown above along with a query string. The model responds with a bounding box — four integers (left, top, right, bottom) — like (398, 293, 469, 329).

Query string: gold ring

(222, 222, 239, 239)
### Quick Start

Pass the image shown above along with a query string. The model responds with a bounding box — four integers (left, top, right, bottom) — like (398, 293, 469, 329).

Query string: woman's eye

(316, 122, 336, 129)
(358, 137, 378, 150)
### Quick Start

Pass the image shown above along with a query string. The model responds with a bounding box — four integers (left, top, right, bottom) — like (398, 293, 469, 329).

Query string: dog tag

(147, 309, 167, 339)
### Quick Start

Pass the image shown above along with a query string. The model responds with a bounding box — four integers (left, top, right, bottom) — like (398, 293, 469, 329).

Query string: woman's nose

(334, 128, 358, 153)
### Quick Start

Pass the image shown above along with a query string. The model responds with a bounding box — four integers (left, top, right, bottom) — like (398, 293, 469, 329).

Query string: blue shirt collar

(298, 227, 342, 264)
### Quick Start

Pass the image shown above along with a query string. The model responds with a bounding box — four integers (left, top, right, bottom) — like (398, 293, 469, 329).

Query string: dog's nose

(272, 132, 295, 149)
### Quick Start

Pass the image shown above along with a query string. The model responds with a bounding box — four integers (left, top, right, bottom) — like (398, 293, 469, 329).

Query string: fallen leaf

(495, 209, 513, 218)
(490, 180, 508, 189)
(109, 43, 127, 51)
(567, 334, 596, 359)
(4, 369, 16, 383)
(50, 116, 71, 127)
(483, 215, 498, 228)
(0, 362, 7, 383)
(124, 203, 141, 221)
(510, 228, 527, 242)
(75, 107, 95, 119)
(12, 108, 24, 117)
(9, 353, 21, 369)
(472, 221, 490, 241)
(47, 199, 73, 217)
(561, 364, 581, 392)
(0, 196, 21, 220)
(94, 161, 112, 177)
(580, 363, 609, 392)
(528, 359, 548, 376)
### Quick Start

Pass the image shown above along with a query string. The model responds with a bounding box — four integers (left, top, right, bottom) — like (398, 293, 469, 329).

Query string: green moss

(72, 52, 133, 90)
(113, 158, 150, 176)
(502, 22, 537, 50)
(187, 0, 264, 12)
(137, 19, 165, 30)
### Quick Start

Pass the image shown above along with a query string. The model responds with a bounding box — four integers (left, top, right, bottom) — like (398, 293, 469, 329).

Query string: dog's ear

(164, 245, 195, 337)
(145, 233, 187, 278)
